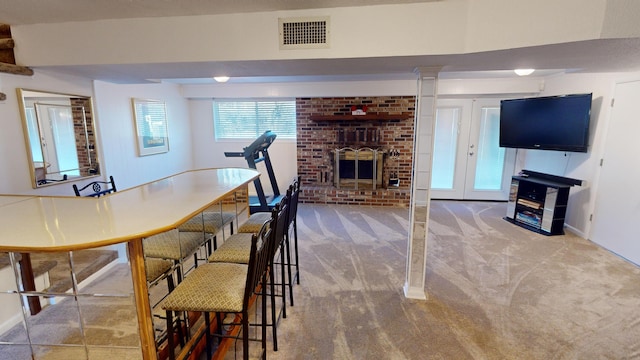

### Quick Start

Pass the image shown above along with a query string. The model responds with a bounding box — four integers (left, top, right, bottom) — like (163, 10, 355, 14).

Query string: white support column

(403, 67, 439, 300)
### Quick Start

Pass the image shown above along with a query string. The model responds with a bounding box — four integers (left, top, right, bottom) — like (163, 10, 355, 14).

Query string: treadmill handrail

(223, 131, 281, 212)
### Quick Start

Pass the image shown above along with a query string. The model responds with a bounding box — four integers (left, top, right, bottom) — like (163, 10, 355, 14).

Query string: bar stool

(286, 176, 301, 286)
(143, 230, 209, 283)
(208, 196, 288, 351)
(145, 258, 178, 341)
(238, 178, 298, 306)
(161, 216, 276, 360)
(178, 208, 235, 255)
(145, 258, 175, 293)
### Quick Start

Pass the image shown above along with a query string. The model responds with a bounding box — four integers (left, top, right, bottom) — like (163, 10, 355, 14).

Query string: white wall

(93, 81, 193, 190)
(188, 98, 296, 196)
(0, 70, 95, 195)
(0, 71, 196, 291)
(518, 73, 614, 238)
(185, 80, 420, 196)
(520, 71, 640, 241)
(0, 71, 195, 194)
(183, 77, 569, 199)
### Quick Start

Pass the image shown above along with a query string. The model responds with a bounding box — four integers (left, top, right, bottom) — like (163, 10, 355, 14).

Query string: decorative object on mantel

(351, 105, 367, 115)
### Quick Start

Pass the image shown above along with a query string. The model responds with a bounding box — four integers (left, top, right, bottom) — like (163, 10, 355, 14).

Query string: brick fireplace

(296, 96, 415, 207)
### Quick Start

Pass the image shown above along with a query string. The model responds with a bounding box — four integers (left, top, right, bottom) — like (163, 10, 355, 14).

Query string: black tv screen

(499, 93, 592, 153)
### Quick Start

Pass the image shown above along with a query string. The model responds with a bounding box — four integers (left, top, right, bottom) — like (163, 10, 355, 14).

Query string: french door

(430, 98, 515, 200)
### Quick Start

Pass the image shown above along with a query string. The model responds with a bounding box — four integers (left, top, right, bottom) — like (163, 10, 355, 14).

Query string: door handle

(469, 152, 474, 156)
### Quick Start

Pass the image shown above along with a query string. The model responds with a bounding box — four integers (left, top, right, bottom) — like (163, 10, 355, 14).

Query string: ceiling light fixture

(213, 76, 230, 83)
(514, 69, 535, 76)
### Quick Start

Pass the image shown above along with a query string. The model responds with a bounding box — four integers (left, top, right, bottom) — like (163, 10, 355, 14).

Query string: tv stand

(504, 170, 581, 235)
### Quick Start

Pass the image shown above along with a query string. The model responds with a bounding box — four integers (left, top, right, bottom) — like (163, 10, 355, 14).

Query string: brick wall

(296, 96, 415, 207)
(71, 98, 97, 177)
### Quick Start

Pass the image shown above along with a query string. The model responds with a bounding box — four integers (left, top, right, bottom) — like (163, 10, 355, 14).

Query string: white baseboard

(0, 312, 23, 335)
(564, 223, 586, 239)
(76, 258, 120, 292)
(0, 269, 51, 334)
(50, 258, 121, 304)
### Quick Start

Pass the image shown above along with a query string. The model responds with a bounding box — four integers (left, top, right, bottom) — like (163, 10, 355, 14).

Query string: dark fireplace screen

(334, 148, 383, 189)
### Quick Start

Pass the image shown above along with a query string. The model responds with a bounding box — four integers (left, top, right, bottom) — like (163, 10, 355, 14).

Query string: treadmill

(224, 130, 283, 212)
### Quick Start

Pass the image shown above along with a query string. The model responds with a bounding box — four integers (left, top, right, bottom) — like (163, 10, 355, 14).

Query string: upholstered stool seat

(145, 258, 174, 284)
(143, 230, 208, 282)
(179, 211, 235, 234)
(237, 212, 271, 234)
(145, 258, 176, 314)
(145, 257, 176, 330)
(143, 231, 204, 261)
(162, 262, 248, 313)
(179, 210, 236, 254)
(207, 233, 254, 264)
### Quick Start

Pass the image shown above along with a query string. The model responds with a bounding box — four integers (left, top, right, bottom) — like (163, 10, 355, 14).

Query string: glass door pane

(430, 100, 472, 200)
(431, 107, 459, 189)
(463, 99, 515, 201)
(473, 107, 505, 190)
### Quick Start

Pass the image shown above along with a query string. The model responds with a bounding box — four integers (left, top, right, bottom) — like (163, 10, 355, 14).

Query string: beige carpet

(4, 202, 640, 359)
(264, 201, 640, 360)
(37, 249, 120, 293)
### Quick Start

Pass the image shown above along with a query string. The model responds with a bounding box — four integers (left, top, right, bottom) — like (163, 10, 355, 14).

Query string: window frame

(212, 98, 297, 141)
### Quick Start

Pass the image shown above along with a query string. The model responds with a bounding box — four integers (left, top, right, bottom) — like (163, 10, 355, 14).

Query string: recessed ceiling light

(213, 76, 230, 83)
(514, 69, 535, 76)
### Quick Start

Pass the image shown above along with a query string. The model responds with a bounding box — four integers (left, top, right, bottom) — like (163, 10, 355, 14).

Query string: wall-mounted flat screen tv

(499, 93, 592, 153)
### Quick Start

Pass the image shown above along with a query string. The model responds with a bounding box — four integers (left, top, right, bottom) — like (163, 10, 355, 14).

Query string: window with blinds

(213, 99, 296, 140)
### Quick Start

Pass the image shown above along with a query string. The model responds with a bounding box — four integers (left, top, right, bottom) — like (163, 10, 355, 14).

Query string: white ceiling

(2, 0, 640, 83)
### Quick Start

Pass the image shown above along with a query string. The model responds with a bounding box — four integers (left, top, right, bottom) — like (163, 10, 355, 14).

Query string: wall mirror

(17, 89, 100, 188)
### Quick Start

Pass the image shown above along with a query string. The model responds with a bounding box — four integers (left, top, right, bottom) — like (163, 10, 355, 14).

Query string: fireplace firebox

(334, 147, 384, 189)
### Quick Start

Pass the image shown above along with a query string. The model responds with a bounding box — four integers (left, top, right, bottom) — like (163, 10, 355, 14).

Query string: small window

(213, 99, 296, 140)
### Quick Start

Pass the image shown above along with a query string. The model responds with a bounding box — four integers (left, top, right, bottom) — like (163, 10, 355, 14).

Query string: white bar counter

(0, 168, 259, 359)
(0, 168, 258, 251)
(0, 195, 34, 208)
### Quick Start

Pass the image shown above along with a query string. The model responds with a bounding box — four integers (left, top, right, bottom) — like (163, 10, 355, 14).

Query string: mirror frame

(17, 88, 101, 188)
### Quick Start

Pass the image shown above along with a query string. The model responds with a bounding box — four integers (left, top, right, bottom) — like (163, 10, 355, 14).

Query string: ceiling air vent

(279, 17, 330, 50)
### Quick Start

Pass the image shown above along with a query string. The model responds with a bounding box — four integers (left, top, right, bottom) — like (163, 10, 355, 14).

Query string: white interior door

(35, 104, 79, 177)
(431, 99, 515, 200)
(590, 81, 640, 265)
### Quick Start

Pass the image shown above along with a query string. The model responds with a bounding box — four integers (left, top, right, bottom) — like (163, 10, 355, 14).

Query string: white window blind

(213, 99, 296, 140)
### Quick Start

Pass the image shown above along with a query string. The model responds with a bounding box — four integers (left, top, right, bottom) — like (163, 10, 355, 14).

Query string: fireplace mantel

(309, 113, 412, 121)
